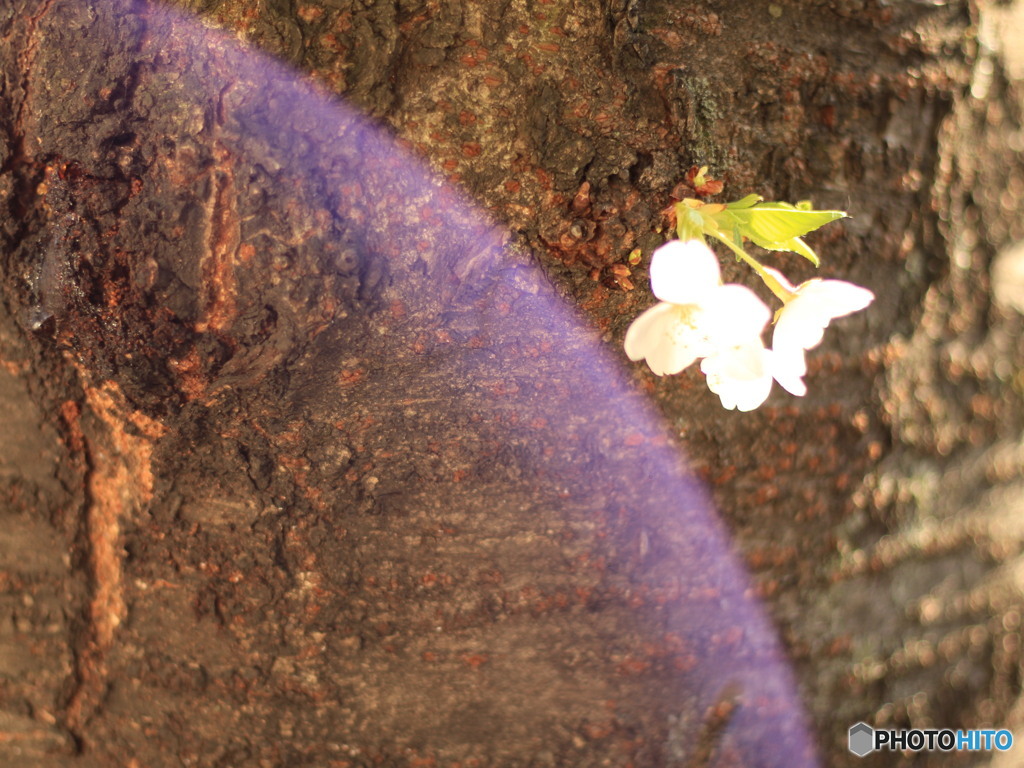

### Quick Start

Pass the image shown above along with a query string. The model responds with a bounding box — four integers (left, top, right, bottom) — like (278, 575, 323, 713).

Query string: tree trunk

(1, 0, 1021, 766)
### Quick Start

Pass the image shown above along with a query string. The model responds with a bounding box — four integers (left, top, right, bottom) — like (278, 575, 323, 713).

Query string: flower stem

(710, 231, 795, 303)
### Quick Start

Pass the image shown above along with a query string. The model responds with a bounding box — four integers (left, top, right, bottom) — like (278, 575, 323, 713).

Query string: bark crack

(64, 380, 164, 738)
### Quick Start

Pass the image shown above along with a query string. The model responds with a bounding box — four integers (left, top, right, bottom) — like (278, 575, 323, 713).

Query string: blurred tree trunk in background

(1, 0, 1023, 766)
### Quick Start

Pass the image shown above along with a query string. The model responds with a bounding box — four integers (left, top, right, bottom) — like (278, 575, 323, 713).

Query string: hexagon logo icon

(849, 722, 874, 757)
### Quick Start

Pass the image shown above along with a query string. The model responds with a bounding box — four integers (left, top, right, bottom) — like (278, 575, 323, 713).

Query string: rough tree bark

(1, 1, 1023, 767)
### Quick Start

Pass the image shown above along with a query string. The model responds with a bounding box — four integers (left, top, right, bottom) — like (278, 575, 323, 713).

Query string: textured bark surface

(1, 0, 1023, 766)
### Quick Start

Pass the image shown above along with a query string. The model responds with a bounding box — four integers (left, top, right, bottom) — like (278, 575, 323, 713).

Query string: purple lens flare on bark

(10, 0, 819, 764)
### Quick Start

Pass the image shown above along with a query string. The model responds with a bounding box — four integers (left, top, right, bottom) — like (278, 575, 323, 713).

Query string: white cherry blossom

(765, 267, 874, 396)
(625, 240, 775, 409)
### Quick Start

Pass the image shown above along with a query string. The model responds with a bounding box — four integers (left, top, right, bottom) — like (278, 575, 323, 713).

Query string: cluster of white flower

(624, 239, 873, 411)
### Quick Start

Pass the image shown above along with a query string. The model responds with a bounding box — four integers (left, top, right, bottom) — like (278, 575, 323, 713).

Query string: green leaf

(723, 202, 847, 244)
(725, 194, 762, 210)
(744, 232, 821, 267)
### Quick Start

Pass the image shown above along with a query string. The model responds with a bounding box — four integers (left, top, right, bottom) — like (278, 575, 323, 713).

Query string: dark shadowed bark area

(1, 0, 1023, 766)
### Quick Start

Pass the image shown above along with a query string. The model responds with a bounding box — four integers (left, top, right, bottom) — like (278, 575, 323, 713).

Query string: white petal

(649, 239, 721, 305)
(771, 346, 808, 397)
(701, 284, 771, 345)
(625, 302, 670, 361)
(774, 278, 873, 353)
(799, 279, 874, 317)
(624, 302, 702, 376)
(774, 300, 828, 352)
(700, 343, 774, 411)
